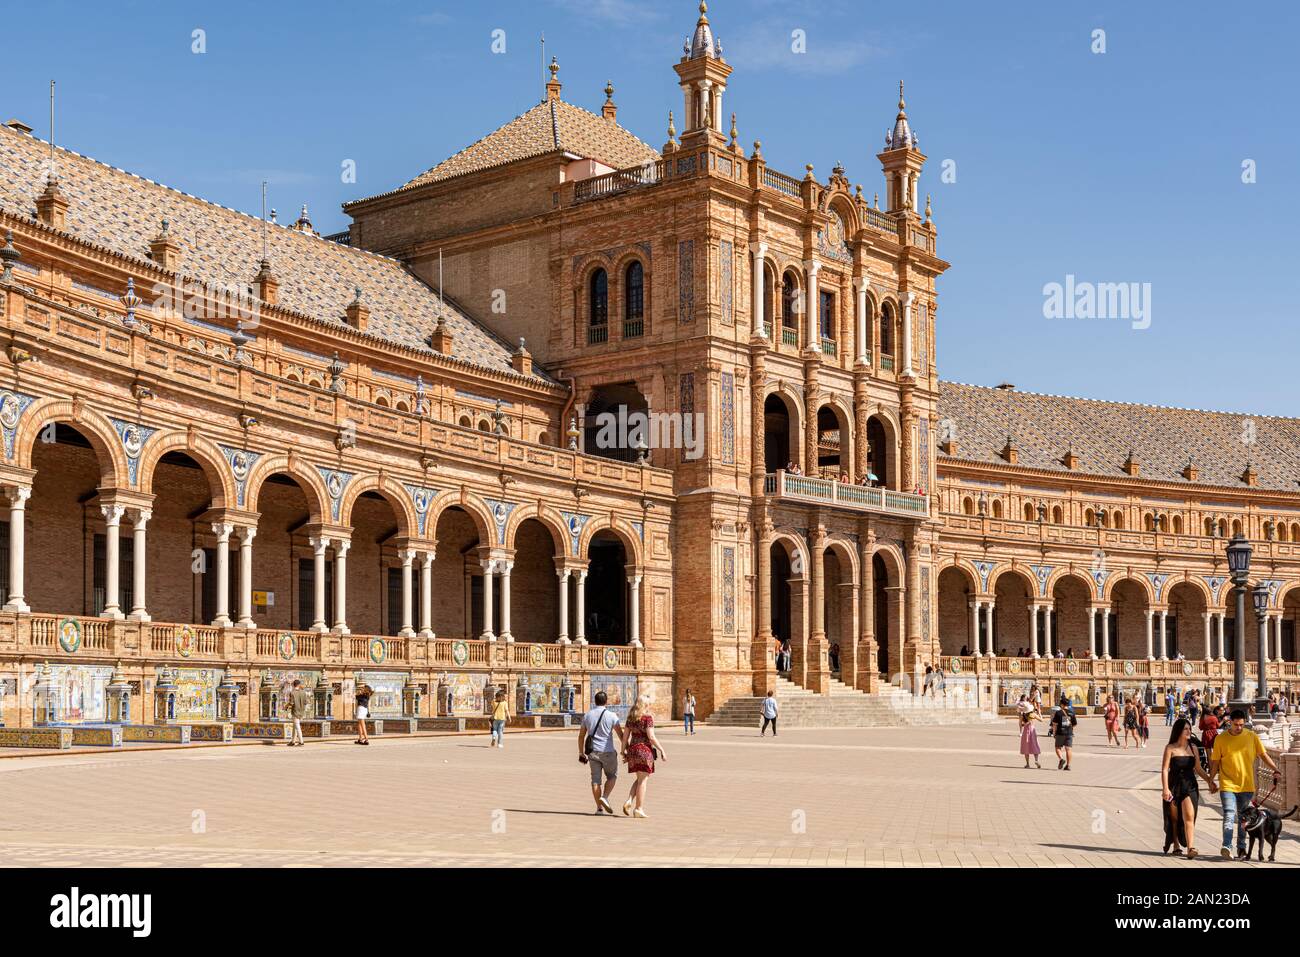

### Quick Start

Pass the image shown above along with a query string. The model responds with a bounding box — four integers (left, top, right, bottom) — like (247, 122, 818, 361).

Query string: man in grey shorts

(578, 691, 624, 814)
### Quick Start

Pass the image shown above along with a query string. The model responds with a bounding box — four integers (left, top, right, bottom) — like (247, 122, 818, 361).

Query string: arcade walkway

(0, 721, 1291, 868)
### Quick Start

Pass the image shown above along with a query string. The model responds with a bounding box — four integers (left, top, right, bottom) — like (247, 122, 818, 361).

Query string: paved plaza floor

(0, 717, 1294, 868)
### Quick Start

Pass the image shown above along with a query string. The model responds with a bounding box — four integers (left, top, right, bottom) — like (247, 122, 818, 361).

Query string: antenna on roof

(541, 33, 546, 99)
(260, 181, 269, 260)
(438, 247, 444, 317)
(47, 80, 56, 181)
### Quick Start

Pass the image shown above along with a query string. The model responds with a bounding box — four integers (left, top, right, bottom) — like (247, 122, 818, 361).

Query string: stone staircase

(707, 675, 996, 729)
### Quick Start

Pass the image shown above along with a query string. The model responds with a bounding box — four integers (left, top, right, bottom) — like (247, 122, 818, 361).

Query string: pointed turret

(673, 2, 733, 148)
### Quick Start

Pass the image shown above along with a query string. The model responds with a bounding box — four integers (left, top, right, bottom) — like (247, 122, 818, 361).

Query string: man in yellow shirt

(1209, 709, 1280, 860)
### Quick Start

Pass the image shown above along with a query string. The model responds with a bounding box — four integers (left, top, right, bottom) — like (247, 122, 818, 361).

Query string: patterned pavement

(0, 718, 1294, 868)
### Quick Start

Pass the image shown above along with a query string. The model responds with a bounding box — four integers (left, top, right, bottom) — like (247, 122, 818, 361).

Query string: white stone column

(1276, 614, 1286, 663)
(628, 574, 642, 648)
(1088, 608, 1097, 658)
(1203, 612, 1212, 662)
(854, 278, 870, 364)
(574, 569, 588, 645)
(1102, 609, 1111, 659)
(1029, 604, 1040, 657)
(480, 558, 496, 641)
(418, 551, 434, 639)
(1044, 605, 1054, 656)
(901, 292, 916, 376)
(398, 548, 416, 638)
(210, 521, 232, 627)
(1216, 612, 1226, 661)
(557, 569, 571, 644)
(101, 504, 125, 619)
(804, 259, 821, 349)
(751, 241, 768, 338)
(309, 536, 329, 633)
(984, 603, 995, 657)
(1145, 609, 1154, 660)
(128, 508, 152, 622)
(3, 486, 31, 613)
(236, 526, 256, 629)
(499, 560, 513, 642)
(1158, 609, 1168, 660)
(333, 539, 350, 635)
(970, 600, 981, 657)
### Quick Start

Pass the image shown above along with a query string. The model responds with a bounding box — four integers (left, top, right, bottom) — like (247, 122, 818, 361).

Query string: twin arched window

(590, 269, 609, 326)
(880, 301, 895, 355)
(781, 272, 799, 327)
(625, 261, 644, 322)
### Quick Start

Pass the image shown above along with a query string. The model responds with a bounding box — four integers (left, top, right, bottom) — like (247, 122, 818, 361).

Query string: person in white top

(760, 691, 779, 737)
(682, 689, 697, 735)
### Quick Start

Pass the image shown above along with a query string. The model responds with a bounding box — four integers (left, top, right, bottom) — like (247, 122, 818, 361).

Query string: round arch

(1044, 568, 1098, 602)
(136, 429, 236, 509)
(1100, 573, 1156, 605)
(243, 454, 330, 524)
(988, 564, 1037, 597)
(337, 473, 418, 538)
(769, 529, 810, 573)
(503, 503, 569, 558)
(815, 397, 855, 480)
(1275, 580, 1300, 611)
(578, 516, 644, 567)
(426, 489, 496, 547)
(14, 398, 129, 487)
(821, 536, 860, 581)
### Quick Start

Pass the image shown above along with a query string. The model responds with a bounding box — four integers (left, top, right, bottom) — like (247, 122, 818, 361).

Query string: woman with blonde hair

(621, 695, 666, 818)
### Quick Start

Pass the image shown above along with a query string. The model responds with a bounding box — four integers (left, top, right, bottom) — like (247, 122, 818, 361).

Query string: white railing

(764, 471, 928, 518)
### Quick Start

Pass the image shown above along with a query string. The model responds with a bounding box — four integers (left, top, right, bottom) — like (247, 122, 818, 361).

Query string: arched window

(781, 272, 798, 328)
(1157, 515, 1168, 532)
(590, 269, 609, 326)
(1278, 522, 1289, 542)
(1100, 510, 1111, 528)
(762, 264, 775, 335)
(991, 500, 1003, 519)
(458, 415, 472, 429)
(1052, 505, 1063, 524)
(962, 497, 974, 516)
(1204, 517, 1214, 536)
(537, 431, 551, 447)
(624, 261, 644, 332)
(1292, 522, 1300, 542)
(1218, 518, 1228, 537)
(1112, 511, 1123, 530)
(1231, 519, 1242, 537)
(1172, 515, 1183, 535)
(1024, 502, 1036, 522)
(1084, 508, 1095, 527)
(880, 301, 895, 355)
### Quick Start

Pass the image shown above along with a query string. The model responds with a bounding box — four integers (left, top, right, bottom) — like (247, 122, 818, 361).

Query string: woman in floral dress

(621, 695, 666, 818)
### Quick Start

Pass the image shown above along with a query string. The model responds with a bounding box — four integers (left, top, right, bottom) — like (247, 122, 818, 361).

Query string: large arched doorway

(251, 474, 319, 632)
(1051, 574, 1092, 659)
(821, 544, 856, 678)
(348, 491, 404, 636)
(815, 405, 849, 480)
(584, 383, 649, 463)
(769, 537, 808, 681)
(764, 393, 797, 473)
(431, 506, 484, 639)
(937, 565, 977, 656)
(1166, 581, 1207, 661)
(585, 530, 628, 644)
(512, 518, 561, 644)
(1109, 578, 1150, 659)
(866, 415, 893, 488)
(148, 451, 221, 625)
(873, 550, 904, 678)
(993, 570, 1035, 657)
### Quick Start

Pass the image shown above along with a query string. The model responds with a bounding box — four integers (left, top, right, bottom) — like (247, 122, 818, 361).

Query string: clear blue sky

(5, 0, 1297, 415)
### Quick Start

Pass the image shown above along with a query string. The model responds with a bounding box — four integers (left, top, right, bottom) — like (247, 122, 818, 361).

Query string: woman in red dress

(621, 695, 667, 819)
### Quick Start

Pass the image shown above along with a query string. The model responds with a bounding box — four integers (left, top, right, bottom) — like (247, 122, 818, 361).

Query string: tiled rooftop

(938, 381, 1300, 493)
(0, 124, 552, 384)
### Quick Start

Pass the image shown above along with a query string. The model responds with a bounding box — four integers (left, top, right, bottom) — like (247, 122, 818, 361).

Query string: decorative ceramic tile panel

(720, 372, 735, 465)
(678, 240, 695, 323)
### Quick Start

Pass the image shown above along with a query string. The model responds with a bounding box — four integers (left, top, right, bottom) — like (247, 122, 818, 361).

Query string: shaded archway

(872, 547, 905, 678)
(821, 542, 858, 677)
(866, 414, 896, 489)
(432, 506, 483, 640)
(250, 473, 317, 631)
(769, 535, 808, 680)
(511, 518, 562, 644)
(349, 491, 403, 636)
(1051, 574, 1093, 659)
(1109, 578, 1151, 659)
(815, 404, 851, 480)
(585, 530, 628, 644)
(938, 565, 977, 656)
(584, 383, 650, 463)
(1167, 581, 1207, 660)
(148, 451, 222, 624)
(992, 569, 1035, 657)
(764, 393, 798, 473)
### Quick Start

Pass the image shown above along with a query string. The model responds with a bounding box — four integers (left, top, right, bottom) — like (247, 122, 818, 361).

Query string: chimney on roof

(1122, 449, 1140, 477)
(1062, 448, 1078, 470)
(1242, 461, 1258, 487)
(254, 258, 279, 306)
(149, 219, 180, 271)
(430, 312, 453, 356)
(5, 119, 33, 134)
(602, 81, 617, 123)
(345, 286, 369, 332)
(511, 337, 533, 376)
(35, 176, 69, 230)
(546, 57, 562, 102)
(1182, 457, 1198, 482)
(999, 435, 1018, 465)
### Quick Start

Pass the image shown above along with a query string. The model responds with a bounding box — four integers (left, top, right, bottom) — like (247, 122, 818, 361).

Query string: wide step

(708, 681, 993, 729)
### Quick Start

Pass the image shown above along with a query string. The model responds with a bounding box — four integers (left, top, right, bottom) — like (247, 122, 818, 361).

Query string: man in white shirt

(760, 691, 779, 737)
(578, 691, 624, 814)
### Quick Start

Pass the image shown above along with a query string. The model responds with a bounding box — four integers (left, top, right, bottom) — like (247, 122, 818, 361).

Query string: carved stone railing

(763, 471, 928, 518)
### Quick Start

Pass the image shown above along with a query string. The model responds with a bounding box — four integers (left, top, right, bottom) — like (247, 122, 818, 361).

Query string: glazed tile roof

(0, 124, 553, 384)
(938, 381, 1300, 493)
(374, 98, 659, 196)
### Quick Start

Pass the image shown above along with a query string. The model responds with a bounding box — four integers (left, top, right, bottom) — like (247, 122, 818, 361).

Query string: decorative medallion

(1145, 572, 1169, 603)
(485, 498, 517, 544)
(560, 512, 590, 556)
(1123, 660, 1136, 676)
(316, 466, 354, 521)
(108, 416, 157, 486)
(451, 640, 470, 667)
(603, 647, 619, 670)
(58, 617, 82, 653)
(1182, 661, 1194, 677)
(1203, 576, 1225, 604)
(950, 658, 963, 675)
(1008, 658, 1022, 673)
(175, 624, 198, 658)
(529, 645, 546, 668)
(0, 389, 28, 432)
(1066, 659, 1079, 675)
(974, 561, 995, 592)
(219, 444, 262, 507)
(368, 637, 387, 664)
(404, 483, 438, 536)
(1030, 564, 1053, 597)
(278, 632, 297, 661)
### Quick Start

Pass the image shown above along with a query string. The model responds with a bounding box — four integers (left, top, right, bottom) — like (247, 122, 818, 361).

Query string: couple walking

(578, 692, 666, 818)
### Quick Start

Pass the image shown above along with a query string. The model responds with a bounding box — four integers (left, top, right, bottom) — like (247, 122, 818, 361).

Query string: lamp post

(1225, 535, 1252, 713)
(1253, 582, 1271, 718)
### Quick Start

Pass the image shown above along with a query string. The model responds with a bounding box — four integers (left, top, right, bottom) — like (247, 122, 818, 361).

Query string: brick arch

(135, 428, 236, 509)
(1276, 581, 1300, 609)
(814, 395, 855, 476)
(337, 473, 418, 538)
(763, 382, 806, 433)
(1165, 574, 1214, 608)
(826, 193, 861, 239)
(938, 556, 981, 595)
(503, 503, 568, 558)
(14, 398, 129, 487)
(869, 541, 906, 585)
(242, 453, 330, 524)
(820, 536, 860, 581)
(579, 515, 644, 567)
(769, 529, 809, 575)
(427, 488, 495, 546)
(988, 564, 1036, 596)
(1045, 568, 1098, 602)
(1101, 573, 1155, 605)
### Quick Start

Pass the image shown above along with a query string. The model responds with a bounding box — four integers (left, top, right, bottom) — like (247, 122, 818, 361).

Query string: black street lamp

(1253, 582, 1271, 717)
(1225, 534, 1252, 712)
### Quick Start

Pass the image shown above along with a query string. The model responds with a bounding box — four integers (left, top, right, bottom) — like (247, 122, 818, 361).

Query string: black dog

(1242, 803, 1298, 862)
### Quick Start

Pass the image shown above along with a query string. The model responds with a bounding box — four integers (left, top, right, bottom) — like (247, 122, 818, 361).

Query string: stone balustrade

(764, 471, 929, 519)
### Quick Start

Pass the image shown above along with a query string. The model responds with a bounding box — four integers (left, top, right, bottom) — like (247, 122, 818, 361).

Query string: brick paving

(0, 717, 1294, 868)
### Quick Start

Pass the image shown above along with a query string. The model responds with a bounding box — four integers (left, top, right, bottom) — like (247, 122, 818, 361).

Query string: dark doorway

(586, 531, 627, 644)
(874, 553, 890, 675)
(764, 394, 791, 473)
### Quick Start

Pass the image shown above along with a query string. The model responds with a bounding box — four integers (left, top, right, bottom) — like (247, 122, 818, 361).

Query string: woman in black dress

(1160, 718, 1217, 857)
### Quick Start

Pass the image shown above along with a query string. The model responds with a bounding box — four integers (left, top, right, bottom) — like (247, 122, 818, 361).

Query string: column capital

(420, 549, 435, 566)
(4, 485, 31, 506)
(102, 503, 126, 526)
(398, 547, 416, 564)
(237, 525, 257, 544)
(131, 507, 152, 527)
(310, 535, 330, 553)
(334, 539, 351, 557)
(211, 521, 233, 541)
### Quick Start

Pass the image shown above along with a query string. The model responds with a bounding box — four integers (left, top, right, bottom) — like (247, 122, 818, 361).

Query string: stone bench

(298, 720, 331, 738)
(329, 719, 383, 736)
(232, 721, 292, 741)
(538, 713, 576, 728)
(72, 726, 123, 747)
(377, 717, 414, 733)
(0, 727, 73, 749)
(188, 723, 235, 742)
(122, 724, 191, 745)
(416, 717, 466, 732)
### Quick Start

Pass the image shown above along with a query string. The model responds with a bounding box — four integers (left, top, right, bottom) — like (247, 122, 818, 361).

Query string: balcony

(587, 324, 609, 345)
(820, 337, 837, 357)
(623, 318, 644, 339)
(763, 471, 928, 518)
(781, 327, 799, 347)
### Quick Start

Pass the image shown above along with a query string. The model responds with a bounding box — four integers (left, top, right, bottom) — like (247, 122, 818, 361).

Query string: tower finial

(898, 80, 906, 113)
(698, 1, 709, 23)
(545, 55, 562, 101)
